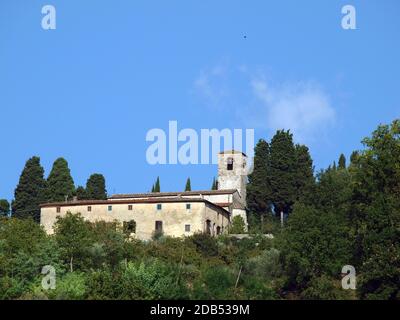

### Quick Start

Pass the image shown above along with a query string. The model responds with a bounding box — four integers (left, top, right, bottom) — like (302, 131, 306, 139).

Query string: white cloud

(250, 78, 336, 142)
(193, 63, 336, 142)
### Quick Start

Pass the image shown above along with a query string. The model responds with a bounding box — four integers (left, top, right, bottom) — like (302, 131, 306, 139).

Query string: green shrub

(49, 272, 87, 300)
(118, 260, 188, 300)
(239, 275, 278, 300)
(0, 276, 25, 300)
(189, 233, 219, 257)
(244, 248, 282, 280)
(300, 275, 352, 300)
(86, 269, 119, 300)
(192, 266, 235, 299)
(230, 216, 246, 234)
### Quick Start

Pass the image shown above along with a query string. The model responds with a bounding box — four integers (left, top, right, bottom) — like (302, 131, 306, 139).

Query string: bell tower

(217, 150, 248, 206)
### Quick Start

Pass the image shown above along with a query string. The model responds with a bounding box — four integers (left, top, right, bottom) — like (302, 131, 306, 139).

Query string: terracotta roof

(109, 189, 238, 199)
(214, 202, 232, 207)
(39, 197, 231, 215)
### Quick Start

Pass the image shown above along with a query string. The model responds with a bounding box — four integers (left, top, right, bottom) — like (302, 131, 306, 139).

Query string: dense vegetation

(0, 215, 281, 300)
(246, 120, 400, 299)
(0, 120, 399, 300)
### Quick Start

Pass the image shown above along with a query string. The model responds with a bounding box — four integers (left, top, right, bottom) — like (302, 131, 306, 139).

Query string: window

(108, 205, 112, 212)
(128, 205, 133, 211)
(155, 220, 163, 232)
(157, 203, 162, 210)
(216, 226, 221, 235)
(87, 206, 92, 212)
(56, 207, 61, 213)
(227, 157, 233, 170)
(186, 203, 191, 210)
(185, 224, 191, 232)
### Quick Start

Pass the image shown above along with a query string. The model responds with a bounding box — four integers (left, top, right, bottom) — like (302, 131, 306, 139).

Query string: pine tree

(0, 199, 10, 217)
(86, 174, 107, 200)
(246, 139, 271, 217)
(338, 154, 346, 169)
(46, 158, 75, 202)
(154, 177, 160, 192)
(269, 130, 297, 216)
(211, 177, 217, 190)
(12, 156, 47, 222)
(185, 178, 191, 191)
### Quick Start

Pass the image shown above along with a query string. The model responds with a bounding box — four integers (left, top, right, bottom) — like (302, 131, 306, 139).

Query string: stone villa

(40, 150, 248, 240)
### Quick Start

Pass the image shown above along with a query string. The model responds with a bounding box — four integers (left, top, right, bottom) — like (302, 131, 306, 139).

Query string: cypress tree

(154, 177, 160, 192)
(12, 156, 47, 222)
(86, 174, 107, 200)
(246, 139, 271, 217)
(185, 178, 191, 191)
(294, 144, 315, 203)
(46, 158, 75, 202)
(151, 184, 155, 193)
(269, 130, 297, 216)
(338, 154, 346, 169)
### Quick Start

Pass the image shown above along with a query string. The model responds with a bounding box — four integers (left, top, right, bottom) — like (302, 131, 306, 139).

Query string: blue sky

(1, 0, 399, 201)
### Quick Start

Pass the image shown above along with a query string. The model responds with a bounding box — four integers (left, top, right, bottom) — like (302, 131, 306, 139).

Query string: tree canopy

(247, 139, 271, 217)
(269, 130, 297, 216)
(12, 156, 47, 222)
(349, 120, 400, 299)
(46, 158, 75, 202)
(85, 174, 107, 200)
